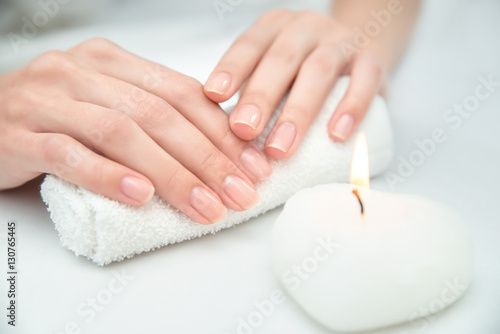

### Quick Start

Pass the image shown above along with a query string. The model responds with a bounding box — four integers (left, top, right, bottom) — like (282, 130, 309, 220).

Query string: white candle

(272, 134, 474, 332)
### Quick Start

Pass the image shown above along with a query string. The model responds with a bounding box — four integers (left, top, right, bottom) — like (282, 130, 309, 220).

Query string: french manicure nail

(332, 114, 354, 140)
(232, 104, 261, 130)
(223, 175, 259, 210)
(266, 122, 297, 153)
(120, 176, 155, 203)
(240, 147, 273, 181)
(205, 72, 231, 95)
(190, 186, 227, 223)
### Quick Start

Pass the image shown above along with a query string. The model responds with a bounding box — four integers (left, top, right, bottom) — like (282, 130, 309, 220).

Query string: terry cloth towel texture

(40, 76, 394, 265)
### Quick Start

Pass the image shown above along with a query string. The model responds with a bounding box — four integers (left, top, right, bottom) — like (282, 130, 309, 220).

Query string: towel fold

(40, 77, 394, 265)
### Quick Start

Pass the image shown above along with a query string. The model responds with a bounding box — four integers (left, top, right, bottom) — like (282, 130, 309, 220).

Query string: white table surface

(1, 1, 499, 333)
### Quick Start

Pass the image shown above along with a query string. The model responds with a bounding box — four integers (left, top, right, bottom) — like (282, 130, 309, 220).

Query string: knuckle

(0, 129, 19, 157)
(27, 50, 74, 74)
(219, 125, 241, 147)
(79, 37, 116, 53)
(199, 149, 228, 176)
(74, 37, 120, 60)
(365, 58, 383, 80)
(135, 97, 168, 127)
(42, 134, 68, 165)
(265, 44, 299, 65)
(85, 158, 106, 189)
(260, 9, 294, 23)
(299, 9, 320, 21)
(170, 77, 203, 101)
(183, 77, 204, 94)
(84, 37, 116, 49)
(6, 90, 41, 120)
(284, 103, 310, 120)
(162, 166, 184, 192)
(101, 113, 136, 143)
(232, 33, 263, 50)
(304, 52, 337, 74)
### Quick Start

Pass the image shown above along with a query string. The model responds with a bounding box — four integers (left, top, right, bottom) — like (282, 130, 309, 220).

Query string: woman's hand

(0, 38, 273, 224)
(204, 10, 385, 159)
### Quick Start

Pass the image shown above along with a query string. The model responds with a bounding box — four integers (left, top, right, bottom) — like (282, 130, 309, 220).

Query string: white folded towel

(40, 77, 394, 265)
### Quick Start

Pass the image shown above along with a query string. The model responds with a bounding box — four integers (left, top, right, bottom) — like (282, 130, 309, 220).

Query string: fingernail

(190, 186, 227, 223)
(232, 104, 261, 130)
(331, 114, 354, 141)
(223, 175, 259, 210)
(120, 176, 155, 203)
(240, 147, 273, 181)
(205, 72, 231, 95)
(266, 122, 296, 153)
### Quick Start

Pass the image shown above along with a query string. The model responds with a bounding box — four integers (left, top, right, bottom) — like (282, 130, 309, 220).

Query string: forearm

(331, 0, 421, 71)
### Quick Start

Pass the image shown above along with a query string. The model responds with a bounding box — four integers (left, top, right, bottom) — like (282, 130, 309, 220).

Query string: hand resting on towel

(0, 1, 421, 225)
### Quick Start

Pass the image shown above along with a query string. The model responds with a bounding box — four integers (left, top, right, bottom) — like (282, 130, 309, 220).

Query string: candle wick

(352, 189, 364, 216)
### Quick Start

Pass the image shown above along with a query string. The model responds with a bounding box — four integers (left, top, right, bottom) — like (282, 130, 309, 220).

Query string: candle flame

(350, 132, 370, 189)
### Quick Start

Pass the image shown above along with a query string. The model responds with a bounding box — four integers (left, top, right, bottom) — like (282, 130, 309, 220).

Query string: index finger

(203, 10, 296, 103)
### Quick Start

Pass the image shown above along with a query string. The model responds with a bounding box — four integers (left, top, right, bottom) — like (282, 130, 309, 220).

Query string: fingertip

(328, 125, 351, 142)
(229, 104, 263, 140)
(189, 186, 227, 224)
(222, 175, 260, 211)
(264, 121, 297, 159)
(230, 121, 260, 141)
(119, 175, 155, 205)
(328, 113, 355, 142)
(239, 147, 273, 181)
(265, 145, 291, 160)
(204, 72, 232, 102)
(204, 89, 230, 103)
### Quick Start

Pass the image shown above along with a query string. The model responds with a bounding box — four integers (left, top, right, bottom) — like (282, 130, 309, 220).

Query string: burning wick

(350, 133, 368, 218)
(352, 189, 364, 215)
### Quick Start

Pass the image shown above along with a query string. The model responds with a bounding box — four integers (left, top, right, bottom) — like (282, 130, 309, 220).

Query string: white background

(0, 0, 499, 333)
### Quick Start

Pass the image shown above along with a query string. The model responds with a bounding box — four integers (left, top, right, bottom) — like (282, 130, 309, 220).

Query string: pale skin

(0, 0, 420, 224)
